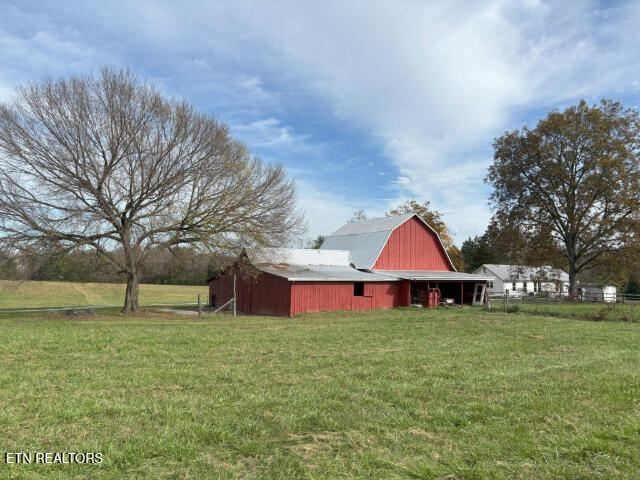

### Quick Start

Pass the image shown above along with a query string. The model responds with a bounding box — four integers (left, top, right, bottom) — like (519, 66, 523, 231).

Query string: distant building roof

(475, 264, 569, 282)
(244, 247, 398, 282)
(373, 270, 494, 281)
(321, 214, 455, 270)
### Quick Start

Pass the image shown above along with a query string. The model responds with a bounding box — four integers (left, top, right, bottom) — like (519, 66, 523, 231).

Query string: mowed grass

(1, 308, 640, 479)
(494, 297, 640, 322)
(0, 280, 209, 309)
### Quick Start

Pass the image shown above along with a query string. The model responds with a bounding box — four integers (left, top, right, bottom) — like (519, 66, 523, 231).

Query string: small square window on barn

(354, 282, 364, 296)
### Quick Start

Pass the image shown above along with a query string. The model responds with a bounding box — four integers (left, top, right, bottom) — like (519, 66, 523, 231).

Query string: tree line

(0, 246, 231, 285)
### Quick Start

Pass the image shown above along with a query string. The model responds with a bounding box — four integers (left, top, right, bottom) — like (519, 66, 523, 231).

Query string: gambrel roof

(320, 214, 455, 270)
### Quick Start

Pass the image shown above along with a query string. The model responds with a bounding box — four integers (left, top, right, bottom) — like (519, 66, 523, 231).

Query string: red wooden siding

(290, 282, 400, 314)
(373, 216, 453, 271)
(399, 280, 411, 307)
(209, 269, 291, 316)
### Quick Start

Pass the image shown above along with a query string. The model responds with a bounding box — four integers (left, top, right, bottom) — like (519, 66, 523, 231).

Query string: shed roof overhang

(371, 270, 494, 281)
(256, 264, 399, 282)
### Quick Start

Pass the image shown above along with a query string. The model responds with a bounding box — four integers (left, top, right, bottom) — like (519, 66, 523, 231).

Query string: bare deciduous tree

(0, 68, 305, 312)
(347, 209, 368, 223)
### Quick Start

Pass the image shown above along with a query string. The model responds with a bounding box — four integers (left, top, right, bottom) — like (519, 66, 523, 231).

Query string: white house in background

(578, 284, 617, 303)
(473, 264, 570, 296)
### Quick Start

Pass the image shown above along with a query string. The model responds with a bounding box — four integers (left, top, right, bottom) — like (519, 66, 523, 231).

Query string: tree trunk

(568, 260, 577, 300)
(122, 270, 140, 313)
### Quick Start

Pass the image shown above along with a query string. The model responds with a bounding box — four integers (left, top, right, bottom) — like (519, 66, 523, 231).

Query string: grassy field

(1, 308, 640, 479)
(0, 280, 209, 309)
(491, 296, 640, 322)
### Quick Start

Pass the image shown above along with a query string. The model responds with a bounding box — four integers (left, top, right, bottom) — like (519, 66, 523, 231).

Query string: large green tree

(460, 233, 494, 273)
(486, 100, 640, 296)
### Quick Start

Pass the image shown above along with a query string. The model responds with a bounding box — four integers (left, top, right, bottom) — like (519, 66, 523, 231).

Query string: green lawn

(0, 280, 209, 309)
(492, 296, 640, 322)
(1, 308, 639, 479)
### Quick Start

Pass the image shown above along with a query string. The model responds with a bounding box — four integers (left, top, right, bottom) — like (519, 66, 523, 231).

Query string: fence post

(233, 274, 237, 317)
(198, 293, 202, 319)
(503, 292, 507, 311)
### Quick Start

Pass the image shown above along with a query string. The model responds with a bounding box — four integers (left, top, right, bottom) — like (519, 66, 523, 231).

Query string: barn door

(472, 283, 486, 306)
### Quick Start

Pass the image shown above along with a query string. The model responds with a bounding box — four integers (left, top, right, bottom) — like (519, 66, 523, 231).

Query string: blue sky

(2, 0, 640, 244)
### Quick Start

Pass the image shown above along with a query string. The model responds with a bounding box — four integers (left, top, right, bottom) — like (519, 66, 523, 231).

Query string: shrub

(586, 307, 610, 322)
(620, 311, 638, 323)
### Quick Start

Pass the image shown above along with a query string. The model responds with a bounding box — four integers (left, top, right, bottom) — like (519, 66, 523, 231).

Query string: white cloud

(218, 0, 640, 242)
(294, 179, 359, 239)
(231, 118, 313, 150)
(0, 26, 105, 84)
(2, 0, 640, 244)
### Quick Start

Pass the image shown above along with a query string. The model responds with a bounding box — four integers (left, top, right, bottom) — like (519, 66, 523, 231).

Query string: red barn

(209, 214, 493, 316)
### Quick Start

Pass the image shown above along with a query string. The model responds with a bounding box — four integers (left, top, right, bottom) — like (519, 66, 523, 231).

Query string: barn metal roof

(257, 264, 398, 282)
(329, 214, 415, 235)
(244, 247, 398, 282)
(246, 247, 350, 266)
(474, 264, 569, 282)
(320, 231, 391, 270)
(374, 270, 494, 281)
(321, 214, 455, 270)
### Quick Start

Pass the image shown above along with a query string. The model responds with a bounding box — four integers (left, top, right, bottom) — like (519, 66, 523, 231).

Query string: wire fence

(487, 292, 640, 322)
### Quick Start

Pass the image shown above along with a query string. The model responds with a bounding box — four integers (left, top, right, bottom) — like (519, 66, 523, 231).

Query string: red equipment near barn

(209, 214, 492, 316)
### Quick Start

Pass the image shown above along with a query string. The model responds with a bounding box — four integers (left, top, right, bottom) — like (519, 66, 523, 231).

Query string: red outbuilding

(209, 214, 493, 316)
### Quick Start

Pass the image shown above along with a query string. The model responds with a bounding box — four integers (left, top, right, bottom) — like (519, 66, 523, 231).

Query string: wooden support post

(402, 280, 411, 307)
(198, 293, 202, 319)
(484, 282, 488, 309)
(427, 281, 430, 308)
(233, 274, 237, 317)
(461, 282, 464, 307)
(212, 298, 233, 314)
(613, 296, 616, 321)
(423, 281, 427, 307)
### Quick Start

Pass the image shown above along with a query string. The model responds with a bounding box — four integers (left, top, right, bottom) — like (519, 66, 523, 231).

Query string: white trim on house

(473, 264, 570, 296)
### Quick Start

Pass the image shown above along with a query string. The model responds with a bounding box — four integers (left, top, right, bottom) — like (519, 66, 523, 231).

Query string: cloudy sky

(2, 0, 639, 244)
